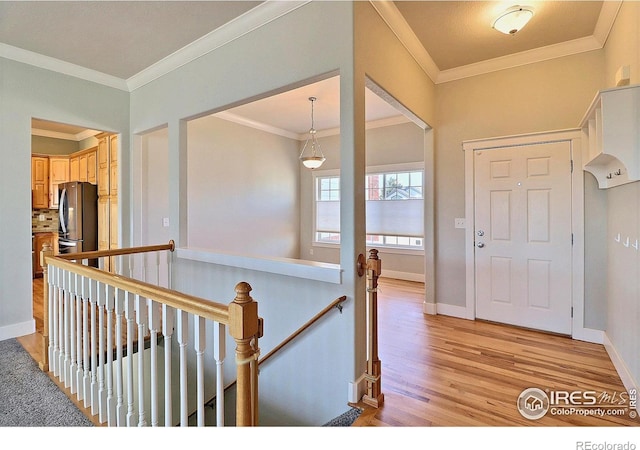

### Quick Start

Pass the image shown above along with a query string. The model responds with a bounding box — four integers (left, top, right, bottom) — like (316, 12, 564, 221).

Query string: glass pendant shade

(493, 6, 534, 35)
(299, 97, 325, 169)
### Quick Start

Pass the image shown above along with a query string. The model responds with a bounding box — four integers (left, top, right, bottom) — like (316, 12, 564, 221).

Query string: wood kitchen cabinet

(33, 232, 57, 278)
(68, 147, 97, 185)
(31, 156, 49, 209)
(48, 156, 69, 209)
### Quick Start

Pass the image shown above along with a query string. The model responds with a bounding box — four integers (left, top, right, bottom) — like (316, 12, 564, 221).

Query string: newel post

(363, 249, 384, 407)
(39, 243, 54, 372)
(229, 282, 260, 426)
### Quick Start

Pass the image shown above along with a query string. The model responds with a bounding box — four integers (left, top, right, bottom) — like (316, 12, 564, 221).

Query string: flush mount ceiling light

(299, 96, 326, 170)
(492, 5, 534, 35)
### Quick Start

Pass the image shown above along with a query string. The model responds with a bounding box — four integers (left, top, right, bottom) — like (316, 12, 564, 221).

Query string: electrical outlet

(162, 217, 170, 227)
(38, 214, 46, 222)
(454, 218, 466, 229)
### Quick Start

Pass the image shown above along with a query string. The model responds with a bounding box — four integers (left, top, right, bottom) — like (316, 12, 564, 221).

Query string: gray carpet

(323, 407, 362, 426)
(0, 338, 93, 427)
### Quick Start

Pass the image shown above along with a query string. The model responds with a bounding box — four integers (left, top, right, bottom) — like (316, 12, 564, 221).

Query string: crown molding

(369, 0, 439, 82)
(0, 42, 129, 91)
(437, 35, 605, 84)
(32, 127, 101, 142)
(126, 1, 310, 91)
(371, 0, 622, 85)
(0, 1, 309, 93)
(215, 111, 300, 140)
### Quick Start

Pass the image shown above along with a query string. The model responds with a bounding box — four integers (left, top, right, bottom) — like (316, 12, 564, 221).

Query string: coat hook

(624, 237, 630, 248)
(614, 169, 622, 176)
(615, 233, 621, 242)
(607, 173, 613, 179)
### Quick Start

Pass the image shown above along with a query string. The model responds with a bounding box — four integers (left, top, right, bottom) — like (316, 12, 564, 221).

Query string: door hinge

(571, 160, 574, 173)
(571, 307, 574, 318)
(571, 233, 574, 246)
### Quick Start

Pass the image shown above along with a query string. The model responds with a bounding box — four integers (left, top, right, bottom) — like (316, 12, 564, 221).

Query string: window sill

(312, 242, 425, 257)
(177, 247, 343, 284)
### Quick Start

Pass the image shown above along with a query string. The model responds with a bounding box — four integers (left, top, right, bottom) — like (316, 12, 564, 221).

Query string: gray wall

(0, 57, 129, 339)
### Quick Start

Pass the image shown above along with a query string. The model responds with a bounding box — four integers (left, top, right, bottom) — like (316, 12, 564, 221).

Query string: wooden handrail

(56, 240, 175, 260)
(203, 294, 347, 410)
(259, 295, 347, 367)
(44, 253, 230, 324)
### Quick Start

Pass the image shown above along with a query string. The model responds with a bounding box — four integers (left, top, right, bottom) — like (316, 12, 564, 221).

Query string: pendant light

(299, 96, 326, 169)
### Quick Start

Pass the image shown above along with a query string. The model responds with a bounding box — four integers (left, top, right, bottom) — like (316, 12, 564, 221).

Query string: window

(314, 165, 424, 250)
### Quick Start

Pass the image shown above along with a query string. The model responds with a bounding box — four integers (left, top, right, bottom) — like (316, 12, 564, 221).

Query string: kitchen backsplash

(32, 208, 58, 232)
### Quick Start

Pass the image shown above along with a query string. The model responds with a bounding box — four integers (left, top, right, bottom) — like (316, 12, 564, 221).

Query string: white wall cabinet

(581, 84, 640, 189)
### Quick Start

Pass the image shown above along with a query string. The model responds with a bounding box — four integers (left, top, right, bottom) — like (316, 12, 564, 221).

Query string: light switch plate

(454, 218, 466, 229)
(162, 217, 170, 227)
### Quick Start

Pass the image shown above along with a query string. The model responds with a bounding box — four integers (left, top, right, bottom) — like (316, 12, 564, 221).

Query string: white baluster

(176, 309, 188, 426)
(90, 278, 99, 416)
(105, 284, 116, 426)
(51, 266, 60, 377)
(166, 250, 172, 290)
(75, 273, 83, 400)
(115, 288, 125, 426)
(148, 299, 160, 427)
(124, 291, 136, 427)
(135, 294, 148, 426)
(47, 264, 55, 374)
(97, 281, 107, 423)
(195, 315, 205, 426)
(162, 305, 175, 426)
(213, 322, 226, 426)
(82, 275, 91, 408)
(69, 272, 77, 394)
(57, 268, 65, 379)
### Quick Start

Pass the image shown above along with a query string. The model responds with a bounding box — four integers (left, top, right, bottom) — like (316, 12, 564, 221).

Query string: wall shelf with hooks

(580, 84, 640, 189)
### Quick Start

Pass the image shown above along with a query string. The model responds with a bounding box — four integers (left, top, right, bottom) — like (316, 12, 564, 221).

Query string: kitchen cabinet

(48, 156, 69, 209)
(70, 156, 80, 181)
(68, 147, 97, 185)
(31, 156, 49, 209)
(33, 232, 57, 278)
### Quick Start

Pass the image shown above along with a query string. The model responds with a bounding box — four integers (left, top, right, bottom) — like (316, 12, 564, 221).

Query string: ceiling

(4, 1, 618, 139)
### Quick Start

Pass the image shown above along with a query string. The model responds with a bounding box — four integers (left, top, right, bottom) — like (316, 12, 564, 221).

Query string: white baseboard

(436, 303, 469, 319)
(572, 327, 604, 344)
(423, 302, 436, 315)
(0, 320, 35, 341)
(603, 333, 639, 410)
(379, 270, 424, 283)
(348, 374, 367, 404)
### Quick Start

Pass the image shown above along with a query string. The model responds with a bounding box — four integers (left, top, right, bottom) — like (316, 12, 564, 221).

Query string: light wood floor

(352, 277, 639, 427)
(19, 277, 640, 427)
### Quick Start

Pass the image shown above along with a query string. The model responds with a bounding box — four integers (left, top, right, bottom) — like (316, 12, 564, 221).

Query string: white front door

(474, 141, 572, 334)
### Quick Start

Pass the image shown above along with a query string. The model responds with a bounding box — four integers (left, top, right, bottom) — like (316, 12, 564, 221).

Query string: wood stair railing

(40, 241, 262, 426)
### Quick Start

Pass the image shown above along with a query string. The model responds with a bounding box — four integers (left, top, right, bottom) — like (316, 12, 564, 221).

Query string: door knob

(477, 242, 485, 248)
(477, 230, 484, 237)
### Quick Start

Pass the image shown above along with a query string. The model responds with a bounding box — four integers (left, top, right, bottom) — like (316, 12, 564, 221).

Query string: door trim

(463, 129, 593, 342)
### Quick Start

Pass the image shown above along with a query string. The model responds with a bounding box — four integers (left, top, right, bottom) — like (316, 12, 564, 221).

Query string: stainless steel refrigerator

(58, 181, 98, 262)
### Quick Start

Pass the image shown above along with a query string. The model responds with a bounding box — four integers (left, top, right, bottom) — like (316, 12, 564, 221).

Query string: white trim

(572, 327, 604, 345)
(423, 302, 436, 315)
(0, 42, 129, 91)
(603, 333, 639, 410)
(348, 374, 367, 404)
(215, 111, 300, 140)
(437, 35, 604, 84)
(463, 129, 586, 338)
(31, 127, 101, 142)
(0, 320, 36, 341)
(379, 271, 423, 283)
(436, 302, 470, 320)
(127, 1, 309, 91)
(177, 247, 342, 284)
(370, 0, 621, 85)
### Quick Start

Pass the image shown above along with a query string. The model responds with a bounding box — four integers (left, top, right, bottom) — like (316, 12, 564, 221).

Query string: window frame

(312, 162, 425, 255)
